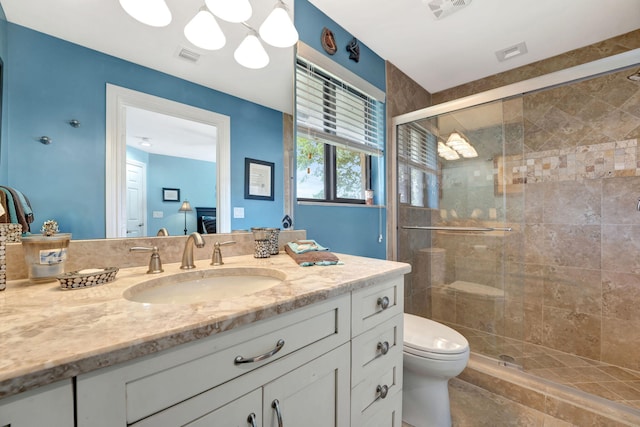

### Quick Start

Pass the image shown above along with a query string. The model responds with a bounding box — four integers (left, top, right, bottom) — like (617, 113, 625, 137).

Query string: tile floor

(453, 325, 640, 410)
(403, 378, 573, 427)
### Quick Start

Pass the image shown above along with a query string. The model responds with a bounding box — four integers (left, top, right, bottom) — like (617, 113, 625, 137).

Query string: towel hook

(39, 136, 52, 145)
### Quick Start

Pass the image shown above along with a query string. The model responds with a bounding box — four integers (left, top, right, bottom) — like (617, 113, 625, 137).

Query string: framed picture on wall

(244, 158, 274, 201)
(162, 187, 180, 202)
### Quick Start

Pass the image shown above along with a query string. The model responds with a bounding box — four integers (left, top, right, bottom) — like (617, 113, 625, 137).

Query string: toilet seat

(403, 313, 469, 359)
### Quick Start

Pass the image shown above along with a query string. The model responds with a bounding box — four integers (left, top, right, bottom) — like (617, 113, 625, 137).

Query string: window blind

(397, 123, 437, 172)
(296, 58, 384, 157)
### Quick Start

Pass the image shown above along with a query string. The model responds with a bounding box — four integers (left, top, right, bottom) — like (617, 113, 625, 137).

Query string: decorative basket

(57, 267, 119, 290)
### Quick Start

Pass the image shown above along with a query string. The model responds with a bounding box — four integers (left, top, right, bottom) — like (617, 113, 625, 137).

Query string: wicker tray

(57, 267, 119, 290)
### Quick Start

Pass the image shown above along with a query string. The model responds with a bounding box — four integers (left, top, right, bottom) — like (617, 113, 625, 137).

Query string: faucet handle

(129, 246, 164, 274)
(211, 241, 236, 266)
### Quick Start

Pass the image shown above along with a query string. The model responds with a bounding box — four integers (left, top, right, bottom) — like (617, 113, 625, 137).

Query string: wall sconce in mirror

(39, 136, 52, 145)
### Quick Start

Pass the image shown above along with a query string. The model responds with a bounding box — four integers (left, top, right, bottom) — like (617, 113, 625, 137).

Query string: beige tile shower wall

(503, 68, 640, 371)
(386, 61, 434, 318)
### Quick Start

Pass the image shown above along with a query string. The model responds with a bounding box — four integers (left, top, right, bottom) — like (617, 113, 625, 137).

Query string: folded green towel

(286, 240, 329, 254)
(285, 244, 343, 267)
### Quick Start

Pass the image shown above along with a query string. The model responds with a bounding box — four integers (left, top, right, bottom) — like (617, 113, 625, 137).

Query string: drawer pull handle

(272, 399, 284, 427)
(376, 384, 389, 400)
(247, 413, 258, 427)
(377, 296, 390, 310)
(234, 339, 285, 364)
(377, 341, 390, 355)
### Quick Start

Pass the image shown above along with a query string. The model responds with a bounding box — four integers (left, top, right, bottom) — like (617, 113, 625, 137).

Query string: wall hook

(39, 136, 52, 145)
(69, 119, 81, 128)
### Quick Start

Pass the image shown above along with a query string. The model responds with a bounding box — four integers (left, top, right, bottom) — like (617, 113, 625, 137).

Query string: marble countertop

(0, 252, 410, 399)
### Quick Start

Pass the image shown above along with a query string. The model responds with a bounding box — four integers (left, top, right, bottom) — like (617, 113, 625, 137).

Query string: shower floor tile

(449, 324, 640, 409)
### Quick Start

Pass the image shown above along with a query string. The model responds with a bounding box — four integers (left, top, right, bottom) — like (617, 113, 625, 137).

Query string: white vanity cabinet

(0, 380, 74, 427)
(76, 295, 351, 426)
(132, 343, 350, 427)
(350, 277, 404, 426)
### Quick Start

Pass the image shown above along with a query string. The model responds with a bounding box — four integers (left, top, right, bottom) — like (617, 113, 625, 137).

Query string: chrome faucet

(156, 227, 169, 236)
(181, 232, 205, 269)
(129, 246, 164, 274)
(211, 241, 236, 266)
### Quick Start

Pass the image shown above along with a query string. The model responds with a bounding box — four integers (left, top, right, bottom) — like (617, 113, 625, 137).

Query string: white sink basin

(123, 268, 285, 304)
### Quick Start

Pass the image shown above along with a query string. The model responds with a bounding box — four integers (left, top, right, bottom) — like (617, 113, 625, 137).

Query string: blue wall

(126, 146, 217, 236)
(147, 153, 216, 236)
(294, 0, 387, 259)
(4, 24, 284, 239)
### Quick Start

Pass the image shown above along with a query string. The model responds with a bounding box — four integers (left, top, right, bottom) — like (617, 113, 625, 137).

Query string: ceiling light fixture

(445, 131, 478, 158)
(205, 0, 252, 23)
(184, 7, 226, 50)
(121, 0, 298, 69)
(438, 141, 459, 160)
(234, 28, 270, 69)
(259, 0, 299, 48)
(119, 0, 172, 27)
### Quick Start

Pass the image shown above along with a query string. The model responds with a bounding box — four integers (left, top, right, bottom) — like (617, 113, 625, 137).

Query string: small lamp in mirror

(179, 201, 193, 235)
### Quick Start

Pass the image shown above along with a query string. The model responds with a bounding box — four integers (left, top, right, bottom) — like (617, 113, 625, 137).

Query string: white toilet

(402, 313, 470, 427)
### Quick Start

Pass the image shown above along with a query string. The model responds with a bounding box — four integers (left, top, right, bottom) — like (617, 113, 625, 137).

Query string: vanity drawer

(359, 391, 402, 427)
(77, 295, 350, 426)
(351, 355, 402, 425)
(351, 314, 402, 386)
(351, 276, 403, 336)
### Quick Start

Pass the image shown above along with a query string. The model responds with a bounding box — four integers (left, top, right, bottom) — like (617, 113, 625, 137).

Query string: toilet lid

(403, 313, 469, 355)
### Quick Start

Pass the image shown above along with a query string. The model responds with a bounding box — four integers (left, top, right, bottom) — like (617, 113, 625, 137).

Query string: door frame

(106, 84, 231, 237)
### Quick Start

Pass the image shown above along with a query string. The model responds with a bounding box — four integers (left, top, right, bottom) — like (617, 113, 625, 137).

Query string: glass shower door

(397, 98, 526, 364)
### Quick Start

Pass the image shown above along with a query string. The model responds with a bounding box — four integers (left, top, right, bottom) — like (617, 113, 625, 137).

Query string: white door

(126, 159, 146, 237)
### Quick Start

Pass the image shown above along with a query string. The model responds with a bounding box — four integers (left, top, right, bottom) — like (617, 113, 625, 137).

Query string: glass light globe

(259, 3, 298, 48)
(234, 33, 270, 69)
(184, 9, 226, 50)
(119, 0, 172, 27)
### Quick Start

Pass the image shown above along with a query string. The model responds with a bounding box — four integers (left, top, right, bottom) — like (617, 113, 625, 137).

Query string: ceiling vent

(495, 42, 528, 62)
(177, 47, 201, 63)
(423, 0, 472, 19)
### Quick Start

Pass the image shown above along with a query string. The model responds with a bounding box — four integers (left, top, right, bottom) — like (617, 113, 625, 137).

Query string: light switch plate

(152, 211, 164, 218)
(233, 207, 245, 218)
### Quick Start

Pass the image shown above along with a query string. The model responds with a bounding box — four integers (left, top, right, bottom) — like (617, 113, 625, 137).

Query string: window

(296, 58, 384, 203)
(398, 123, 438, 208)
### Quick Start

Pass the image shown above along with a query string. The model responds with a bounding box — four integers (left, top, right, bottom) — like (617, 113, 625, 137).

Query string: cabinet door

(0, 380, 73, 427)
(131, 385, 262, 427)
(185, 388, 262, 427)
(263, 343, 350, 427)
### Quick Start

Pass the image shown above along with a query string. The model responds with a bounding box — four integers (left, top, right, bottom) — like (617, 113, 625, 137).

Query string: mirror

(106, 84, 231, 237)
(0, 9, 287, 240)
